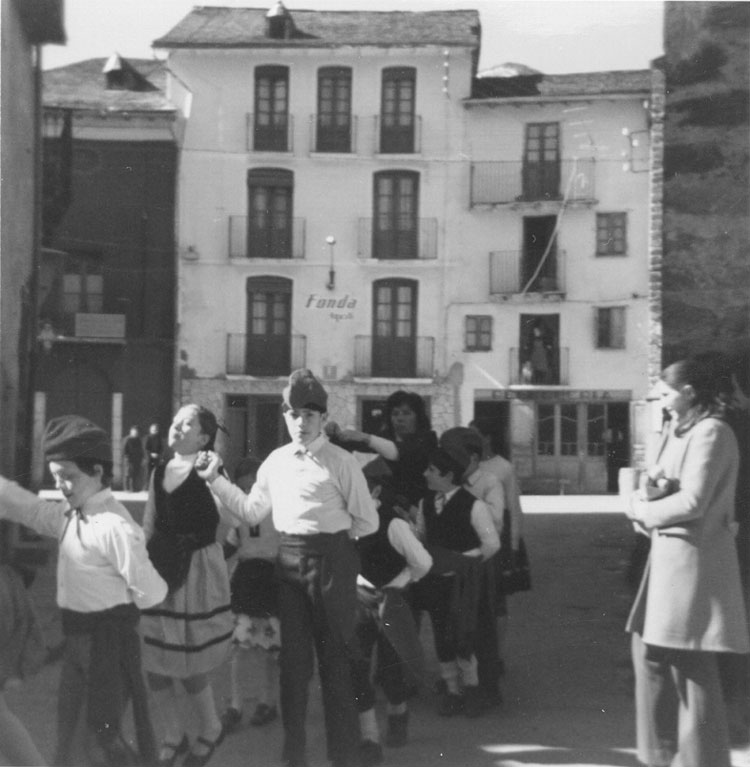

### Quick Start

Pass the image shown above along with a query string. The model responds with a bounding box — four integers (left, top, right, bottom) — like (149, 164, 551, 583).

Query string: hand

(324, 421, 341, 439)
(195, 450, 222, 482)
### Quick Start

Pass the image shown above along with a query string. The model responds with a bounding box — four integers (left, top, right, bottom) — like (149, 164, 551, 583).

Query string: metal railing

(489, 249, 566, 295)
(309, 114, 358, 154)
(246, 113, 295, 152)
(226, 333, 306, 376)
(470, 159, 595, 206)
(509, 346, 570, 385)
(228, 216, 306, 259)
(373, 115, 422, 154)
(354, 335, 435, 378)
(357, 217, 437, 260)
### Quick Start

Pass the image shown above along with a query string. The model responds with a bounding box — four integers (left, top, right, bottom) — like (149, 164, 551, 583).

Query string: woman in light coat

(626, 356, 749, 767)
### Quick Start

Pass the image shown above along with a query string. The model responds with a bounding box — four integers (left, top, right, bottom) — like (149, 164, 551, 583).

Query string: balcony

(509, 346, 569, 386)
(246, 113, 294, 152)
(357, 218, 437, 260)
(310, 114, 358, 154)
(228, 216, 306, 260)
(470, 159, 596, 207)
(489, 250, 566, 295)
(373, 115, 422, 154)
(354, 335, 434, 378)
(227, 333, 306, 376)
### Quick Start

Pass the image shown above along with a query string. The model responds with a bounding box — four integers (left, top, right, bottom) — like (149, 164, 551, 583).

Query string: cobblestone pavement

(5, 497, 750, 767)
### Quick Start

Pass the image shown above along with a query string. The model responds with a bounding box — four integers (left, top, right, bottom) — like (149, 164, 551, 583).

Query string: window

(372, 278, 417, 377)
(373, 171, 418, 259)
(380, 67, 415, 153)
(596, 213, 627, 256)
(254, 66, 289, 151)
(596, 307, 626, 349)
(465, 316, 492, 351)
(522, 122, 560, 200)
(246, 168, 293, 258)
(317, 67, 352, 152)
(245, 276, 292, 376)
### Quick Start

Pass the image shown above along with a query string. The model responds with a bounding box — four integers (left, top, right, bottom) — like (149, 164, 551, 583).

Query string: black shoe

(437, 692, 464, 717)
(250, 703, 278, 726)
(463, 685, 487, 718)
(156, 735, 189, 767)
(183, 726, 225, 767)
(220, 706, 242, 733)
(358, 740, 384, 767)
(384, 712, 408, 748)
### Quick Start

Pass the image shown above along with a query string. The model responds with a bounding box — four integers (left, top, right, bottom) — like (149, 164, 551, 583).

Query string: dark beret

(439, 427, 482, 470)
(42, 415, 112, 464)
(283, 368, 328, 412)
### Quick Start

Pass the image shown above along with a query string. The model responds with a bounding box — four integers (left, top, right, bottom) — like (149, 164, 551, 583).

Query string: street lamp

(325, 235, 336, 290)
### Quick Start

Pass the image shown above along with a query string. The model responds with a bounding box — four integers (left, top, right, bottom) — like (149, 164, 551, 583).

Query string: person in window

(524, 320, 554, 384)
(140, 405, 233, 767)
(327, 389, 438, 510)
(625, 356, 749, 767)
(197, 369, 378, 767)
(0, 415, 167, 767)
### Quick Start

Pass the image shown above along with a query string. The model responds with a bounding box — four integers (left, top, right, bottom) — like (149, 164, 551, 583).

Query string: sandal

(183, 726, 225, 767)
(157, 734, 188, 767)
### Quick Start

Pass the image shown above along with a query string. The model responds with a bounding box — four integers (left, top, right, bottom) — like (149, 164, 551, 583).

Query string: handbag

(498, 508, 532, 594)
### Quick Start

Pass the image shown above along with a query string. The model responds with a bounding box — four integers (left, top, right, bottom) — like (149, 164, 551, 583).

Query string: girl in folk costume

(141, 404, 233, 767)
(625, 356, 750, 767)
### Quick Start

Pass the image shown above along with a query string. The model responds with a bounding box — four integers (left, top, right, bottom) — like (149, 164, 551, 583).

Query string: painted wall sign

(475, 389, 632, 402)
(304, 293, 357, 322)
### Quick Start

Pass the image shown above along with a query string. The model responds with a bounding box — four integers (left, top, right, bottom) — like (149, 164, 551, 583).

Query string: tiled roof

(153, 7, 481, 49)
(470, 69, 652, 100)
(43, 57, 173, 112)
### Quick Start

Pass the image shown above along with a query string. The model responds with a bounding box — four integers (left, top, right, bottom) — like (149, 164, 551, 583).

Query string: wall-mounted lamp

(325, 235, 336, 290)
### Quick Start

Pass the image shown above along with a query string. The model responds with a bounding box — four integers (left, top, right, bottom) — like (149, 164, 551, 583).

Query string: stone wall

(662, 2, 750, 363)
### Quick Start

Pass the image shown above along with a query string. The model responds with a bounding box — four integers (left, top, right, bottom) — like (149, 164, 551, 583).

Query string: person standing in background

(145, 422, 165, 480)
(122, 425, 145, 492)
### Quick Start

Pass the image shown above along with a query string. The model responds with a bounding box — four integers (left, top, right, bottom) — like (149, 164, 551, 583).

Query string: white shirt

(0, 478, 167, 612)
(211, 434, 378, 538)
(464, 468, 505, 536)
(480, 454, 524, 547)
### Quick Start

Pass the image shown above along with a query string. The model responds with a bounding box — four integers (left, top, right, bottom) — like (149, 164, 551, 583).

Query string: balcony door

(522, 216, 558, 292)
(254, 65, 289, 151)
(380, 67, 415, 153)
(317, 67, 352, 152)
(522, 122, 560, 200)
(520, 313, 559, 385)
(372, 278, 417, 377)
(245, 276, 291, 376)
(247, 168, 293, 259)
(373, 171, 418, 260)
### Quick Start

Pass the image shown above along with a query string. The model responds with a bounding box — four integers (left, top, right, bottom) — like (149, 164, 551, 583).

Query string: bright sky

(42, 0, 664, 75)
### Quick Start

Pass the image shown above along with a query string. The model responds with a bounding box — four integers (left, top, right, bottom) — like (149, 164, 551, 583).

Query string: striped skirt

(140, 542, 232, 678)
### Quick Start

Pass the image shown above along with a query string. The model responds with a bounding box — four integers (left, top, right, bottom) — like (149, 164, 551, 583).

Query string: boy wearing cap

(198, 369, 378, 767)
(0, 415, 167, 767)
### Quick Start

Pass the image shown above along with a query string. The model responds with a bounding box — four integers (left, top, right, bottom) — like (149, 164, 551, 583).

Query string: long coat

(626, 416, 750, 653)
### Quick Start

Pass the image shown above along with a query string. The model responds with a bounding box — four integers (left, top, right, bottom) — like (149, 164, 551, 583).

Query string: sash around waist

(278, 529, 350, 555)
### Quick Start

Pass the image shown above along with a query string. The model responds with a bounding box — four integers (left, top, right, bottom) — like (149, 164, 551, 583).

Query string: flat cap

(283, 368, 328, 412)
(439, 427, 482, 470)
(42, 415, 112, 464)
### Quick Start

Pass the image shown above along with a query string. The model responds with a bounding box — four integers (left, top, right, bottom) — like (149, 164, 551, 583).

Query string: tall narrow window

(245, 276, 292, 376)
(596, 307, 626, 349)
(372, 278, 417, 377)
(317, 67, 352, 152)
(373, 171, 418, 260)
(246, 168, 293, 259)
(254, 66, 289, 151)
(380, 67, 415, 153)
(596, 213, 627, 256)
(522, 122, 560, 200)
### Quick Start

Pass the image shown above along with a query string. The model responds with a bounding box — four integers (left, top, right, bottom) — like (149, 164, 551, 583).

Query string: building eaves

(43, 58, 174, 113)
(153, 7, 480, 49)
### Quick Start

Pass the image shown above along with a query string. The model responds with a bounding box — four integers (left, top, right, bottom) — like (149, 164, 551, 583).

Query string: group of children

(0, 368, 525, 767)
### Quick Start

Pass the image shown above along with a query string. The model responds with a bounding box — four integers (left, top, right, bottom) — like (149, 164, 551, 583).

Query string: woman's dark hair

(427, 447, 465, 485)
(661, 354, 727, 431)
(188, 404, 224, 451)
(382, 390, 431, 436)
(73, 458, 113, 487)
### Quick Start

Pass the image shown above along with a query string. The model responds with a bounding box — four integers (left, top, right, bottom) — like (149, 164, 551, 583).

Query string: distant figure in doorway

(145, 423, 164, 479)
(523, 320, 554, 384)
(123, 425, 145, 492)
(604, 426, 629, 493)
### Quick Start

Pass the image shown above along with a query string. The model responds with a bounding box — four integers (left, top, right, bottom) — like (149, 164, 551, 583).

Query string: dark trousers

(631, 632, 731, 767)
(475, 562, 500, 699)
(414, 574, 471, 663)
(276, 533, 360, 767)
(350, 587, 410, 711)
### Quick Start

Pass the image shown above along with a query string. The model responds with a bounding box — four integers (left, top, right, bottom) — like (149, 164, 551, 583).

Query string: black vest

(146, 464, 219, 593)
(423, 487, 480, 553)
(357, 510, 407, 588)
